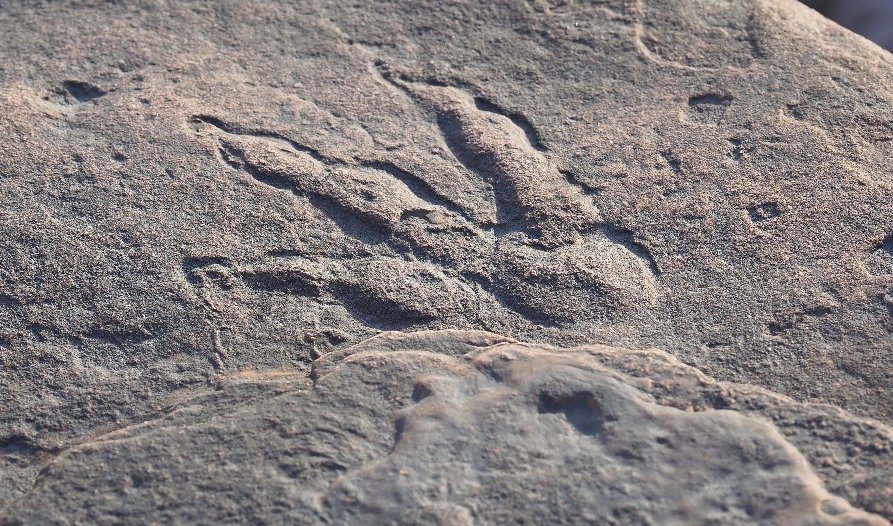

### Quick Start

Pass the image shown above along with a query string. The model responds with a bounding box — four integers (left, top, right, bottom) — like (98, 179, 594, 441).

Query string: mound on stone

(1, 331, 889, 525)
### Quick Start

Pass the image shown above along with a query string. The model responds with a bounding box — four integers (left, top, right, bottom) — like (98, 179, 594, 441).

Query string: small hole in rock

(747, 202, 780, 223)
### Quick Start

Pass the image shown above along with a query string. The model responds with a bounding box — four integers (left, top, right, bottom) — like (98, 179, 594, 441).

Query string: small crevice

(80, 327, 155, 349)
(399, 209, 430, 222)
(785, 103, 805, 121)
(747, 202, 780, 223)
(688, 93, 734, 107)
(0, 435, 44, 457)
(390, 416, 409, 453)
(727, 138, 743, 161)
(237, 268, 324, 297)
(660, 150, 682, 174)
(332, 284, 434, 331)
(59, 80, 107, 103)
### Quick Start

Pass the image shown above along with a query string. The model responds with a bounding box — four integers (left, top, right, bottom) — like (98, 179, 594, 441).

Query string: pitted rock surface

(1, 0, 893, 522)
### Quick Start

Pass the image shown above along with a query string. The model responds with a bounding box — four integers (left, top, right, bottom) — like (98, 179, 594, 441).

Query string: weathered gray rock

(1, 331, 890, 524)
(1, 0, 892, 522)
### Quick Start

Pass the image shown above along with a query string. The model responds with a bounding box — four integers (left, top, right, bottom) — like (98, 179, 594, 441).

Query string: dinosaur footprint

(185, 71, 659, 329)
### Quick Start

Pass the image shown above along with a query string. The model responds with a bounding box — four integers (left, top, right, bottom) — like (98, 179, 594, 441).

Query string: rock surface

(1, 331, 891, 524)
(1, 0, 893, 522)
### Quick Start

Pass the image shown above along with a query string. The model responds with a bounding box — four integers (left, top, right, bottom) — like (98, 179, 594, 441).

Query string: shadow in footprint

(538, 391, 606, 436)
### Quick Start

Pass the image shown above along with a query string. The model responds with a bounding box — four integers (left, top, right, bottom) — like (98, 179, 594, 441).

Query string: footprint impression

(185, 66, 659, 331)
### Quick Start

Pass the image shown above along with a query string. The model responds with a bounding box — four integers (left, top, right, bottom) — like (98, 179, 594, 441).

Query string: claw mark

(627, 0, 674, 69)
